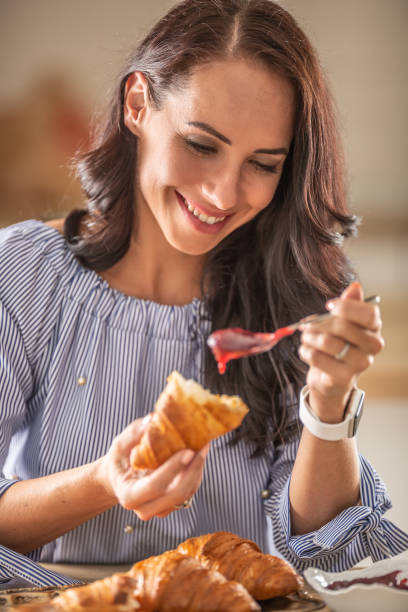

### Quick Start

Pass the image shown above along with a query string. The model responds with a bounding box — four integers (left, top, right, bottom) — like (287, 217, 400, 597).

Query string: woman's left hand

(298, 282, 384, 420)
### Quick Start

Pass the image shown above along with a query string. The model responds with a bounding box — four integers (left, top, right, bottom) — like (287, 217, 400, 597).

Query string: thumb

(115, 415, 152, 455)
(341, 281, 364, 302)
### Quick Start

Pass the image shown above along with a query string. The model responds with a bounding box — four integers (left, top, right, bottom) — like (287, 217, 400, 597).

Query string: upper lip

(177, 191, 233, 219)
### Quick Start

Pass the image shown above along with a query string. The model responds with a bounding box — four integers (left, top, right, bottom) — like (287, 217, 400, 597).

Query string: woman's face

(126, 58, 295, 256)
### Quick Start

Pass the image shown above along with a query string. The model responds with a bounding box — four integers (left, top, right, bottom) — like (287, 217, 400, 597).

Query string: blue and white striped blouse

(0, 220, 407, 588)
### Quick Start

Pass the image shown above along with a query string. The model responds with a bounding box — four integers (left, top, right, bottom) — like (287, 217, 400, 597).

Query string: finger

(134, 452, 206, 520)
(153, 509, 173, 518)
(325, 298, 382, 332)
(198, 443, 210, 460)
(118, 448, 198, 510)
(299, 343, 355, 385)
(340, 281, 364, 301)
(108, 416, 153, 481)
(301, 326, 384, 360)
(113, 415, 152, 457)
(300, 336, 375, 376)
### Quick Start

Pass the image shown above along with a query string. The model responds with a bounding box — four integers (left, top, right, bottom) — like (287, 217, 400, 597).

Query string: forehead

(164, 58, 295, 146)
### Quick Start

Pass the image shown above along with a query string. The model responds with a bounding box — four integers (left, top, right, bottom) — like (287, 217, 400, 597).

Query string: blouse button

(77, 376, 87, 386)
(261, 489, 271, 499)
(124, 525, 134, 534)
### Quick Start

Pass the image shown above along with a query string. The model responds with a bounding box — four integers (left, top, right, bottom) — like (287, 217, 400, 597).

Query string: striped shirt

(0, 220, 407, 588)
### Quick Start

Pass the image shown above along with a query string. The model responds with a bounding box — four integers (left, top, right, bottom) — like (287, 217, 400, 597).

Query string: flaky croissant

(130, 371, 248, 470)
(12, 572, 142, 611)
(176, 531, 303, 600)
(13, 551, 260, 612)
(129, 550, 260, 611)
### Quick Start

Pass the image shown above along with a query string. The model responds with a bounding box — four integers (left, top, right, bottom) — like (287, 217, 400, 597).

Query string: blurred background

(1, 0, 406, 551)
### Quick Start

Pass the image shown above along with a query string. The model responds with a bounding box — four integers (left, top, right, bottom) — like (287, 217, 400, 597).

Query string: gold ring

(334, 342, 350, 361)
(175, 496, 193, 509)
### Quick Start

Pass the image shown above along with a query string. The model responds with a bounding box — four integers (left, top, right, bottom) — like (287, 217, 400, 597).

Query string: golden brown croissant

(11, 572, 142, 611)
(129, 550, 260, 611)
(13, 551, 260, 612)
(130, 371, 249, 470)
(176, 531, 303, 600)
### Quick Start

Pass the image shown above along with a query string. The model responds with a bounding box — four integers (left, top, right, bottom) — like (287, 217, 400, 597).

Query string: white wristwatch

(299, 385, 365, 441)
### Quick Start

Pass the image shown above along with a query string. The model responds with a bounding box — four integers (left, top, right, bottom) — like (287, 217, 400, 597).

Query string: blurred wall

(1, 0, 407, 545)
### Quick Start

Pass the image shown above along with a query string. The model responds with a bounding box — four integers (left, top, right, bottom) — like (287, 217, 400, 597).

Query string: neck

(100, 214, 205, 306)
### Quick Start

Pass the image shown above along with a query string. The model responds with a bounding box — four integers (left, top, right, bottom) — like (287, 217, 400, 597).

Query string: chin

(167, 233, 220, 257)
(172, 241, 215, 257)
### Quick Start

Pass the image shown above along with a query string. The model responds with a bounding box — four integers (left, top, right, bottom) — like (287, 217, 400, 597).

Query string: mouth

(176, 191, 228, 226)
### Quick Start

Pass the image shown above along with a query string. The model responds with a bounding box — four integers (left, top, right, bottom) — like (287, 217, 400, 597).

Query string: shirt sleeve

(0, 222, 69, 498)
(264, 428, 408, 571)
(0, 545, 81, 589)
(0, 224, 81, 586)
(0, 299, 32, 496)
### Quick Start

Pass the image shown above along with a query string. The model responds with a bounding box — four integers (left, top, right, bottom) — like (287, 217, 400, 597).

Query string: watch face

(351, 396, 364, 436)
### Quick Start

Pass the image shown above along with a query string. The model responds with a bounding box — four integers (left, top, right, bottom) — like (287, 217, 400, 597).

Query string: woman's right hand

(98, 417, 209, 520)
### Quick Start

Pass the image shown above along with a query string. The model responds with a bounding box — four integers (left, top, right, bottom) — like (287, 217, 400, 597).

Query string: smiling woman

(122, 60, 294, 260)
(0, 0, 406, 596)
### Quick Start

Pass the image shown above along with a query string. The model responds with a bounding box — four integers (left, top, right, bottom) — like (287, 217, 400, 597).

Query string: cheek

(137, 133, 175, 187)
(248, 177, 280, 214)
(166, 151, 206, 187)
(141, 145, 203, 190)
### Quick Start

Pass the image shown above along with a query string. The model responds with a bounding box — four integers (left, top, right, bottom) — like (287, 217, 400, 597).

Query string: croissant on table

(12, 572, 142, 612)
(130, 371, 249, 471)
(13, 532, 303, 611)
(176, 531, 303, 600)
(13, 550, 261, 612)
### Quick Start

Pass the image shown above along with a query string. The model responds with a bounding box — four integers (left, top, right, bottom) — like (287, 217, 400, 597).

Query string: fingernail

(326, 299, 335, 310)
(181, 449, 195, 465)
(142, 414, 152, 426)
(199, 443, 210, 459)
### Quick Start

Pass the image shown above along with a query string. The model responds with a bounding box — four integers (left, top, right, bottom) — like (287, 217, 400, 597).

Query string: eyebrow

(187, 121, 288, 155)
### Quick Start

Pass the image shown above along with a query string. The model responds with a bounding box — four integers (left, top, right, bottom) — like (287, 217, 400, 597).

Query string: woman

(0, 0, 406, 589)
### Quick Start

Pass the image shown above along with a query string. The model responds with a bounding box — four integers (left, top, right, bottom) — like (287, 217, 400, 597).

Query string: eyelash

(185, 140, 215, 156)
(184, 139, 279, 175)
(251, 161, 279, 175)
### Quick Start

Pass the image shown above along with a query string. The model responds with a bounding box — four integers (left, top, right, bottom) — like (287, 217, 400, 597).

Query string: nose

(200, 166, 243, 212)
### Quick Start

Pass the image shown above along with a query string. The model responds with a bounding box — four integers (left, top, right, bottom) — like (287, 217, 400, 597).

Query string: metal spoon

(207, 295, 380, 374)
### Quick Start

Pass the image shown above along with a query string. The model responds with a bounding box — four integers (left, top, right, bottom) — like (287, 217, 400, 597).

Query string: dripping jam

(207, 326, 295, 375)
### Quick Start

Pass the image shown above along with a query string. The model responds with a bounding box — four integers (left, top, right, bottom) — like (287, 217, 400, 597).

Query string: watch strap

(299, 386, 365, 441)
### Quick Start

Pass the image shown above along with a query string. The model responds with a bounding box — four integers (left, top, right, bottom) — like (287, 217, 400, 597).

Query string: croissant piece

(176, 531, 303, 600)
(129, 550, 260, 611)
(10, 572, 142, 611)
(13, 551, 260, 612)
(130, 371, 249, 470)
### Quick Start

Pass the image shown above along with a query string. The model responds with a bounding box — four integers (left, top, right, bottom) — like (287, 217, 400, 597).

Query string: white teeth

(180, 194, 226, 225)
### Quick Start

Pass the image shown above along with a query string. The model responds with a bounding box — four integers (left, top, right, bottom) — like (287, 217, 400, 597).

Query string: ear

(123, 72, 150, 136)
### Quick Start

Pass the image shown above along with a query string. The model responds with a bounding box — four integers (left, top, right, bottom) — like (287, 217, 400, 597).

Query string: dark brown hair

(65, 0, 357, 454)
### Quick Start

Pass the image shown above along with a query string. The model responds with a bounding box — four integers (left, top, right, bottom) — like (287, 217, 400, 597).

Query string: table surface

(0, 563, 331, 611)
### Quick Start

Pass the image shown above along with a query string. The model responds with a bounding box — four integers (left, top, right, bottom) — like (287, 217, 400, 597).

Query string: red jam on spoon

(207, 296, 380, 374)
(207, 325, 296, 375)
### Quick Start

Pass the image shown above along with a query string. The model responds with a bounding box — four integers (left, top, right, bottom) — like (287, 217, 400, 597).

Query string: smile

(178, 193, 226, 225)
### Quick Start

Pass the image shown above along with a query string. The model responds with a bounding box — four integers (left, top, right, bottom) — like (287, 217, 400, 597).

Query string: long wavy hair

(65, 0, 357, 454)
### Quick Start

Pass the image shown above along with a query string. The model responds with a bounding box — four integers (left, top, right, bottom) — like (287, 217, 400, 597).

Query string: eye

(250, 160, 279, 174)
(185, 139, 217, 156)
